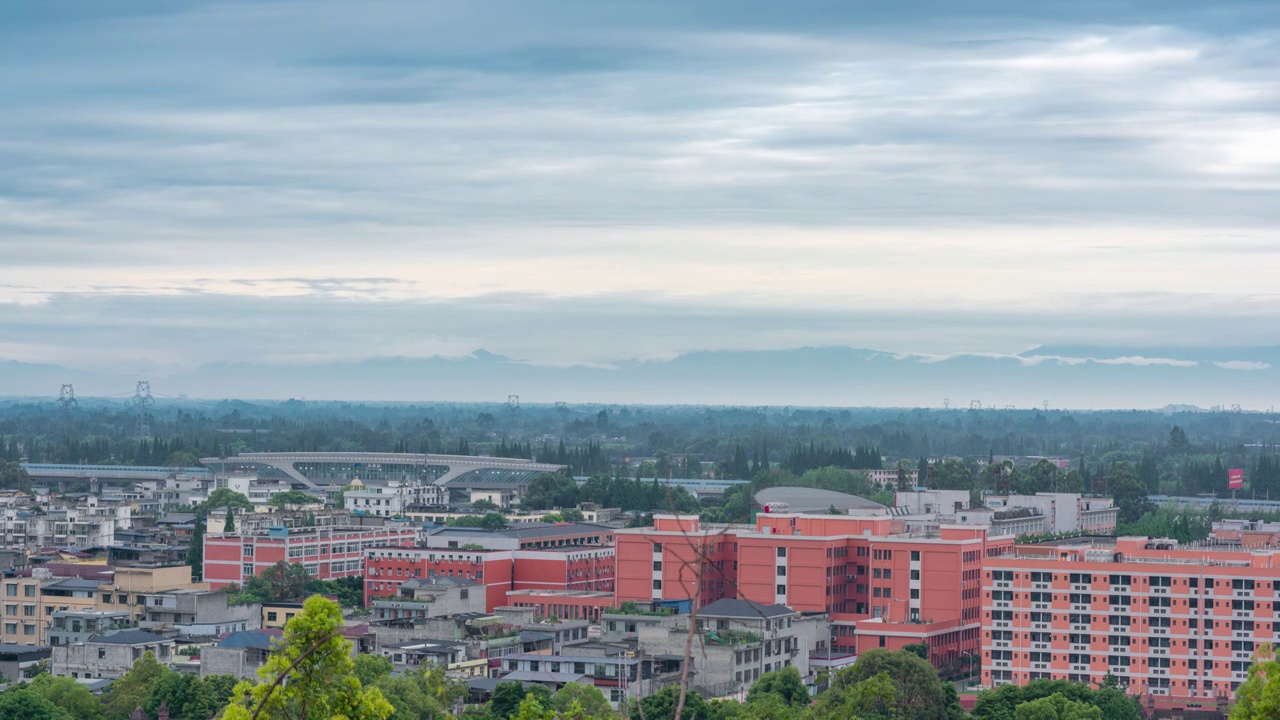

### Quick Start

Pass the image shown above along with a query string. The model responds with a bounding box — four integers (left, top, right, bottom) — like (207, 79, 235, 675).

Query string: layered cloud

(0, 0, 1278, 375)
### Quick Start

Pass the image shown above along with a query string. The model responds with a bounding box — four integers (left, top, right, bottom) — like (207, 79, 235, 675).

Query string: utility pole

(133, 381, 155, 440)
(507, 395, 520, 440)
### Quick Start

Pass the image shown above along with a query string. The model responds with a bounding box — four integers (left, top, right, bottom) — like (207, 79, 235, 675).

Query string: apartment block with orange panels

(615, 513, 1014, 672)
(981, 535, 1280, 701)
(364, 545, 614, 611)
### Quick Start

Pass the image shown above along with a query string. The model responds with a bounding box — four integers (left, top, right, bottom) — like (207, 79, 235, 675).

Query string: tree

(971, 679, 1140, 720)
(373, 665, 465, 720)
(224, 510, 237, 532)
(353, 654, 394, 687)
(205, 488, 253, 513)
(491, 682, 551, 720)
(103, 650, 170, 720)
(746, 666, 807, 708)
(1169, 425, 1190, 451)
(1232, 644, 1280, 719)
(823, 649, 962, 720)
(186, 513, 206, 581)
(902, 642, 929, 660)
(259, 561, 313, 602)
(1108, 462, 1151, 524)
(560, 508, 585, 522)
(222, 595, 394, 720)
(472, 499, 500, 511)
(0, 462, 32, 492)
(270, 491, 317, 509)
(540, 513, 564, 523)
(26, 673, 104, 720)
(1014, 694, 1102, 720)
(0, 689, 67, 720)
(144, 673, 239, 720)
(550, 683, 613, 718)
(165, 450, 199, 468)
(631, 685, 710, 720)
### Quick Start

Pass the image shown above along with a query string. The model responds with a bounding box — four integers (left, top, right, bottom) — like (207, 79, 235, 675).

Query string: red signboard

(1229, 468, 1244, 490)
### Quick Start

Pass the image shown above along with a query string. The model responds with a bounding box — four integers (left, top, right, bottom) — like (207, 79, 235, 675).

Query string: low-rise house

(0, 643, 51, 682)
(499, 652, 639, 707)
(51, 630, 174, 680)
(380, 638, 467, 672)
(200, 629, 281, 679)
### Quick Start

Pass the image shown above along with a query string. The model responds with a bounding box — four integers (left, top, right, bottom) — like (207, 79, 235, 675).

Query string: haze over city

(3, 0, 1280, 406)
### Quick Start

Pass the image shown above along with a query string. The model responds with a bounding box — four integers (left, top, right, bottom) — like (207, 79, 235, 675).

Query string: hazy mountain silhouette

(1, 346, 1276, 409)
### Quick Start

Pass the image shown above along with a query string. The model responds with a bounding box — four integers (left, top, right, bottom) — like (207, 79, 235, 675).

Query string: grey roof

(520, 630, 554, 642)
(699, 598, 795, 619)
(499, 523, 613, 540)
(508, 653, 636, 665)
(89, 630, 172, 645)
(217, 630, 281, 650)
(0, 644, 51, 656)
(48, 578, 104, 591)
(753, 486, 885, 513)
(500, 670, 587, 684)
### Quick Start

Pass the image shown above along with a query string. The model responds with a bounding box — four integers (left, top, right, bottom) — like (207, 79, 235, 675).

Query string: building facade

(203, 523, 418, 588)
(981, 535, 1280, 701)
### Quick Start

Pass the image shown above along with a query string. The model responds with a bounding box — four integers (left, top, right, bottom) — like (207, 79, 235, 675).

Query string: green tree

(813, 670, 898, 720)
(631, 685, 710, 720)
(353, 654, 394, 687)
(971, 679, 1139, 720)
(822, 649, 961, 720)
(550, 683, 614, 718)
(1233, 644, 1280, 719)
(0, 689, 67, 720)
(373, 665, 465, 720)
(26, 673, 104, 720)
(472, 499, 500, 511)
(540, 513, 564, 523)
(222, 595, 394, 720)
(224, 509, 237, 532)
(270, 490, 318, 508)
(0, 462, 32, 492)
(746, 666, 807, 708)
(144, 673, 239, 720)
(931, 459, 975, 491)
(491, 682, 551, 720)
(260, 561, 313, 601)
(205, 488, 253, 513)
(186, 513, 206, 581)
(559, 508, 585, 522)
(1109, 462, 1151, 524)
(1169, 425, 1190, 451)
(165, 450, 199, 468)
(103, 650, 171, 720)
(1014, 693, 1102, 720)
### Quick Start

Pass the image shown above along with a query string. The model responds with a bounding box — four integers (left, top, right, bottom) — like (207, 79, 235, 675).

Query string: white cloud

(1216, 360, 1272, 371)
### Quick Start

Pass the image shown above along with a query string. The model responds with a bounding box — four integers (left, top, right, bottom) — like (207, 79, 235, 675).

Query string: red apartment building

(364, 546, 615, 611)
(616, 514, 1014, 671)
(982, 535, 1280, 701)
(204, 525, 418, 588)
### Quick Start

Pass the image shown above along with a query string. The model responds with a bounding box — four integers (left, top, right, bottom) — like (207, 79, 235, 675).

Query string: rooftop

(89, 630, 171, 645)
(699, 598, 795, 620)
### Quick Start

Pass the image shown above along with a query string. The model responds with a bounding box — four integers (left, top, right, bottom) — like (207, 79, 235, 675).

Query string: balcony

(1152, 668, 1168, 676)
(1153, 607, 1169, 615)
(1236, 611, 1253, 618)
(1071, 584, 1090, 592)
(994, 621, 1011, 628)
(1152, 648, 1168, 655)
(1152, 627, 1168, 635)
(1033, 582, 1051, 590)
(1032, 602, 1051, 611)
(1071, 644, 1089, 652)
(1152, 587, 1169, 595)
(993, 640, 1011, 649)
(1109, 605, 1130, 613)
(994, 581, 1011, 589)
(1032, 662, 1050, 670)
(1071, 623, 1090, 632)
(1032, 622, 1050, 630)
(1071, 664, 1089, 672)
(1032, 642, 1050, 650)
(1071, 604, 1089, 612)
(1111, 585, 1129, 593)
(994, 601, 1011, 609)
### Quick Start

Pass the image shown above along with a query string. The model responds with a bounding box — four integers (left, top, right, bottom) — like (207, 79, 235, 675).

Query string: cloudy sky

(3, 0, 1279, 376)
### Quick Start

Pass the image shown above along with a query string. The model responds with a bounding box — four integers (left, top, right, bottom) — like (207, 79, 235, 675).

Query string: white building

(344, 481, 446, 517)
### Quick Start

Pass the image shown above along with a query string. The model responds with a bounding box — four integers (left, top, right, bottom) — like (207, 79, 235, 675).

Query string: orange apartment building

(981, 535, 1280, 701)
(615, 513, 1014, 671)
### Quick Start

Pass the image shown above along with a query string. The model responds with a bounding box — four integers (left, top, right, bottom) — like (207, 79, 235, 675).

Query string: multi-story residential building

(203, 522, 418, 588)
(498, 651, 639, 707)
(504, 589, 615, 623)
(379, 638, 467, 673)
(51, 629, 174, 680)
(981, 534, 1280, 701)
(96, 565, 199, 621)
(369, 576, 485, 624)
(345, 481, 448, 516)
(0, 496, 131, 551)
(47, 609, 135, 646)
(420, 524, 615, 551)
(896, 491, 1118, 537)
(1, 573, 100, 645)
(616, 513, 1014, 673)
(136, 589, 259, 638)
(364, 545, 615, 611)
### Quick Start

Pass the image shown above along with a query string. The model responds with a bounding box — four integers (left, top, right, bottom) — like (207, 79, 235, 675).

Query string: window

(911, 551, 920, 561)
(776, 584, 786, 595)
(653, 561, 663, 571)
(879, 636, 886, 647)
(22, 605, 33, 617)
(653, 543, 662, 553)
(4, 585, 14, 597)
(3, 605, 13, 616)
(101, 593, 113, 604)
(3, 623, 14, 634)
(653, 580, 662, 590)
(777, 547, 787, 558)
(22, 624, 33, 636)
(267, 612, 278, 622)
(22, 585, 34, 598)
(911, 570, 920, 580)
(910, 589, 920, 599)
(99, 649, 107, 659)
(776, 566, 786, 576)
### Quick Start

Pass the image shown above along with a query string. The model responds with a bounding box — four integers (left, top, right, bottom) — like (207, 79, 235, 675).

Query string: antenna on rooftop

(58, 384, 78, 446)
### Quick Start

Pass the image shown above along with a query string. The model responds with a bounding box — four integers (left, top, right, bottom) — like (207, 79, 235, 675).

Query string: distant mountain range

(2, 345, 1278, 409)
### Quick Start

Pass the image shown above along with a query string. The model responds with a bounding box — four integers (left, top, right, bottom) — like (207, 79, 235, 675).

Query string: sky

(2, 0, 1280, 378)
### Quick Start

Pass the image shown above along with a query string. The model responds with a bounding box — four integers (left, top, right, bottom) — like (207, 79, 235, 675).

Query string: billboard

(1229, 468, 1244, 490)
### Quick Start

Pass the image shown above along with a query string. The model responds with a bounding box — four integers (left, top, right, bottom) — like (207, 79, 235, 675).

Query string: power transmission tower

(970, 400, 982, 410)
(134, 381, 155, 440)
(58, 384, 78, 445)
(943, 398, 950, 410)
(507, 395, 520, 440)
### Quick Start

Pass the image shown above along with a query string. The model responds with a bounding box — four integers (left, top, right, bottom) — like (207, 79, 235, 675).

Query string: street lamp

(961, 651, 975, 687)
